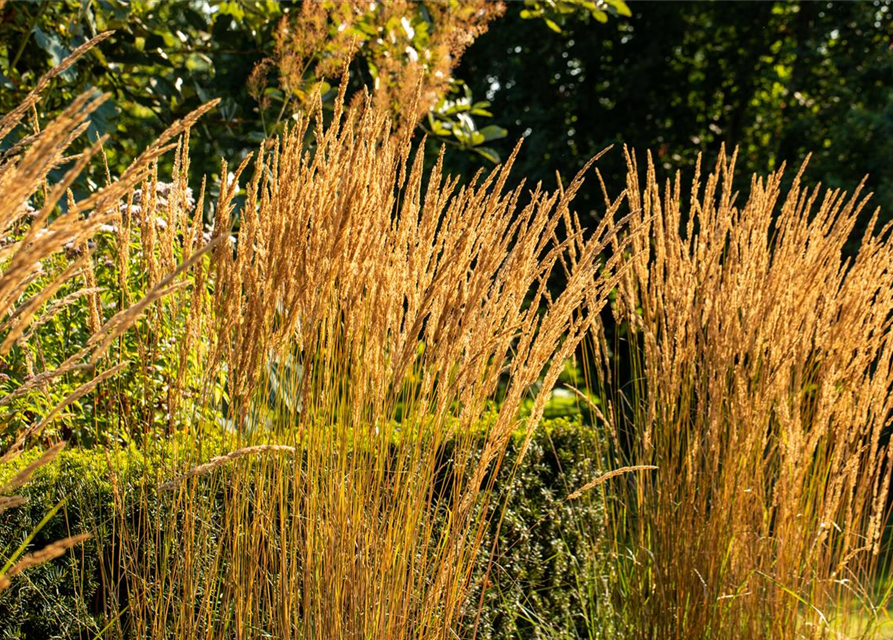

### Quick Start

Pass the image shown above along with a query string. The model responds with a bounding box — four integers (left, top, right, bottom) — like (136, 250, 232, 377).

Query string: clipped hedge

(464, 419, 609, 640)
(0, 418, 607, 639)
(0, 445, 151, 640)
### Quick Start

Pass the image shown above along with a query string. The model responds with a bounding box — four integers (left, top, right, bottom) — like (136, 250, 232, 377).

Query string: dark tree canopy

(454, 1, 893, 243)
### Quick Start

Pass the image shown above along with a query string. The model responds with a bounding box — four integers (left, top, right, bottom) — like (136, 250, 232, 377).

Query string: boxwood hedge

(0, 418, 608, 640)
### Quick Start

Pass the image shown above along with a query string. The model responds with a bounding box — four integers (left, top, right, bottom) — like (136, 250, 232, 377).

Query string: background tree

(0, 0, 514, 181)
(456, 0, 893, 246)
(0, 0, 632, 183)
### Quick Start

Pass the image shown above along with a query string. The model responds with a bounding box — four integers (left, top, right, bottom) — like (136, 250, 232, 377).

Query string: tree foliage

(520, 0, 631, 33)
(0, 0, 514, 177)
(456, 1, 893, 244)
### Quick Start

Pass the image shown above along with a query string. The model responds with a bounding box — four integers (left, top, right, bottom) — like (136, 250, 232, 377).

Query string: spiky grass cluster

(5, 33, 893, 640)
(104, 81, 632, 637)
(589, 150, 893, 639)
(0, 37, 635, 638)
(0, 32, 219, 595)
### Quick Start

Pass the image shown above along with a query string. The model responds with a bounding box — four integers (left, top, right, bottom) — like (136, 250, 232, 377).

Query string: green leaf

(443, 101, 471, 115)
(183, 7, 209, 31)
(428, 112, 451, 136)
(474, 146, 501, 163)
(33, 26, 76, 82)
(611, 0, 633, 17)
(96, 0, 131, 22)
(217, 1, 246, 21)
(355, 20, 379, 38)
(87, 96, 120, 140)
(544, 18, 563, 33)
(470, 100, 494, 117)
(452, 127, 471, 146)
(479, 125, 508, 142)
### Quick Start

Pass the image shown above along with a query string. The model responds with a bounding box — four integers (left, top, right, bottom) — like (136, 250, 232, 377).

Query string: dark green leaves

(33, 26, 75, 81)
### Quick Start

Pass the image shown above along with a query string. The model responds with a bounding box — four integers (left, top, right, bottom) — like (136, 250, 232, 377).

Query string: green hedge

(463, 419, 611, 640)
(0, 446, 150, 639)
(0, 418, 607, 640)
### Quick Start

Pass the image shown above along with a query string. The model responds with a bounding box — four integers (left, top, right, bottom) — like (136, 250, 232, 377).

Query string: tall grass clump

(1, 37, 634, 636)
(94, 88, 633, 638)
(588, 149, 893, 639)
(0, 33, 221, 613)
(0, 31, 220, 447)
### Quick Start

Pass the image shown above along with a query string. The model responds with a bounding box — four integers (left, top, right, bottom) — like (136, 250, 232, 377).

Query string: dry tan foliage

(566, 465, 657, 501)
(593, 148, 893, 639)
(0, 533, 92, 592)
(108, 82, 631, 639)
(158, 444, 297, 491)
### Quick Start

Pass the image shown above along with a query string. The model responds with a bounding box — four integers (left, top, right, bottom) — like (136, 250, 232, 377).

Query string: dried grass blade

(567, 465, 658, 501)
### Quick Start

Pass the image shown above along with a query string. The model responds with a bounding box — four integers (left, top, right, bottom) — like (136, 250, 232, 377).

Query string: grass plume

(586, 148, 893, 639)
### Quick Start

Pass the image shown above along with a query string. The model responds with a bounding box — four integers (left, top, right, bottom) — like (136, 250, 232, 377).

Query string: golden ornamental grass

(566, 465, 658, 502)
(1, 34, 215, 599)
(105, 86, 632, 639)
(588, 148, 893, 640)
(5, 32, 891, 640)
(158, 445, 298, 492)
(0, 533, 92, 592)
